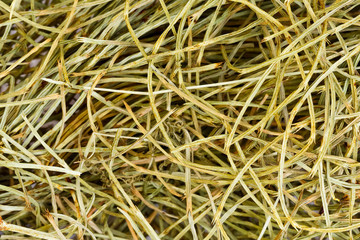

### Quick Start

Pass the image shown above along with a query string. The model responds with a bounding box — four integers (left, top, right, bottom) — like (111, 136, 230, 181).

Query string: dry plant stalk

(0, 0, 360, 239)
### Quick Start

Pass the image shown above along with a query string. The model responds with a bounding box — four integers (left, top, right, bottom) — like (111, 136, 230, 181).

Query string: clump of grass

(0, 0, 360, 239)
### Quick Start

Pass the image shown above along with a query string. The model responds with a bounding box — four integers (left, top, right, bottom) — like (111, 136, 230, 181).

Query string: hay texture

(0, 0, 360, 239)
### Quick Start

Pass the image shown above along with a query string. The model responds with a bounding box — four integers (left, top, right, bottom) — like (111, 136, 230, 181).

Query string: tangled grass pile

(0, 0, 360, 239)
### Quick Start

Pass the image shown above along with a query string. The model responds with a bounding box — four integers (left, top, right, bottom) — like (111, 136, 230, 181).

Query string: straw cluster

(0, 0, 360, 239)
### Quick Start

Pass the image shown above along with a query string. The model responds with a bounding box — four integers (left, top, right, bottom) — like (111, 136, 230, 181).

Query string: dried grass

(0, 0, 360, 239)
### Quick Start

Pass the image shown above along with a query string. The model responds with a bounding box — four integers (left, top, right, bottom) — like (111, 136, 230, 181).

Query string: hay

(0, 0, 360, 239)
